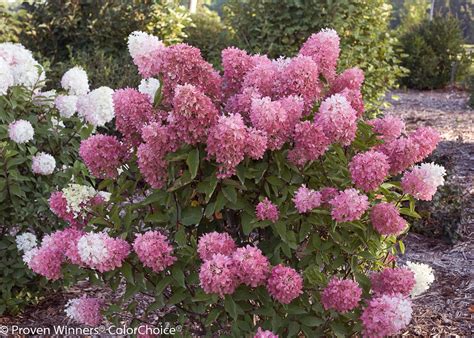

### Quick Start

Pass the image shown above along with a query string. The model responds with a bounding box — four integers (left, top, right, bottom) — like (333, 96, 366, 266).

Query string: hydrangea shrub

(24, 30, 442, 336)
(0, 42, 99, 314)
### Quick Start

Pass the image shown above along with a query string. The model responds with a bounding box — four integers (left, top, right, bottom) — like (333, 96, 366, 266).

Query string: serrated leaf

(186, 148, 199, 179)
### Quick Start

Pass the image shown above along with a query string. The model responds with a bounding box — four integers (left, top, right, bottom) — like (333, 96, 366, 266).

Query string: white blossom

(406, 261, 435, 297)
(31, 152, 56, 175)
(55, 94, 78, 118)
(138, 77, 160, 103)
(77, 233, 109, 265)
(0, 59, 14, 95)
(127, 31, 164, 61)
(8, 119, 34, 144)
(0, 43, 44, 89)
(77, 87, 115, 127)
(16, 232, 37, 252)
(62, 184, 97, 216)
(61, 66, 89, 96)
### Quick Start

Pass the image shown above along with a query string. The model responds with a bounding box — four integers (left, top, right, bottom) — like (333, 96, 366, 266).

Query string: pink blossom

(377, 137, 419, 175)
(206, 114, 248, 178)
(113, 88, 155, 147)
(245, 127, 268, 160)
(401, 163, 446, 201)
(266, 264, 303, 304)
(232, 245, 270, 287)
(288, 120, 330, 167)
(250, 96, 302, 150)
(293, 185, 322, 213)
(369, 116, 405, 142)
(278, 55, 322, 109)
(197, 232, 236, 261)
(80, 134, 126, 179)
(321, 277, 362, 313)
(370, 268, 415, 297)
(137, 123, 177, 188)
(222, 47, 257, 97)
(242, 58, 278, 98)
(254, 327, 279, 338)
(256, 198, 279, 223)
(46, 228, 85, 265)
(28, 245, 64, 280)
(49, 191, 102, 228)
(361, 294, 412, 337)
(409, 126, 440, 163)
(320, 187, 339, 207)
(330, 67, 364, 93)
(128, 31, 166, 78)
(316, 94, 358, 146)
(199, 253, 239, 297)
(339, 88, 364, 117)
(169, 84, 219, 145)
(299, 28, 340, 81)
(330, 188, 369, 222)
(133, 231, 176, 273)
(349, 150, 390, 192)
(370, 202, 407, 236)
(65, 296, 103, 326)
(225, 87, 262, 120)
(158, 43, 222, 105)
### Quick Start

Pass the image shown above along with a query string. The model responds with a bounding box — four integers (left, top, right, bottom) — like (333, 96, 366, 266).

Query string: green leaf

(222, 185, 237, 204)
(224, 295, 238, 319)
(186, 148, 200, 179)
(181, 206, 202, 226)
(121, 262, 134, 285)
(172, 266, 186, 288)
(299, 316, 324, 327)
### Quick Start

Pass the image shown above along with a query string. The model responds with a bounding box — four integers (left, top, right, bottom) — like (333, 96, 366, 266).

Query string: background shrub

(18, 0, 190, 89)
(399, 17, 471, 89)
(223, 0, 407, 112)
(183, 7, 234, 68)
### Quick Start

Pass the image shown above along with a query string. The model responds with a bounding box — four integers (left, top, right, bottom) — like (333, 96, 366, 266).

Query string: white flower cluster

(127, 31, 164, 61)
(406, 261, 435, 297)
(15, 232, 38, 252)
(385, 294, 413, 331)
(0, 59, 14, 95)
(31, 152, 56, 175)
(61, 66, 90, 96)
(419, 162, 446, 188)
(77, 233, 109, 265)
(62, 184, 97, 216)
(77, 86, 115, 127)
(138, 77, 160, 103)
(0, 42, 45, 90)
(55, 94, 78, 118)
(8, 119, 34, 144)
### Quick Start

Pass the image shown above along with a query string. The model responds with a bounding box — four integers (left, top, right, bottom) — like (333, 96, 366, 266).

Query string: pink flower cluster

(65, 296, 103, 326)
(255, 198, 279, 223)
(197, 232, 301, 303)
(287, 121, 329, 167)
(133, 231, 176, 273)
(370, 268, 415, 297)
(401, 162, 446, 201)
(197, 231, 236, 261)
(361, 294, 412, 337)
(113, 88, 155, 147)
(80, 134, 126, 179)
(316, 94, 358, 146)
(170, 84, 219, 145)
(370, 202, 407, 236)
(321, 277, 362, 313)
(369, 116, 405, 142)
(329, 188, 369, 222)
(349, 150, 389, 192)
(266, 264, 304, 304)
(293, 185, 322, 213)
(254, 327, 279, 338)
(28, 228, 85, 280)
(49, 191, 105, 228)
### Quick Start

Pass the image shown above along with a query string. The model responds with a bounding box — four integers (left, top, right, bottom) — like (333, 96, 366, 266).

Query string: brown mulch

(385, 89, 473, 336)
(1, 89, 473, 336)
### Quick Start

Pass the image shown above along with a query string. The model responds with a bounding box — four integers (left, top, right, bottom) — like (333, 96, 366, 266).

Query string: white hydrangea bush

(0, 42, 102, 314)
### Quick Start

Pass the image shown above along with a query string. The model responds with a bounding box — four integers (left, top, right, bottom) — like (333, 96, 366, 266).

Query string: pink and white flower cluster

(197, 231, 302, 303)
(65, 296, 103, 326)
